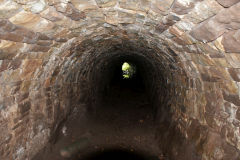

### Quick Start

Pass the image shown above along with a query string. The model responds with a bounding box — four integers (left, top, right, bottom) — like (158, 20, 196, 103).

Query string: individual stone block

(151, 0, 174, 13)
(0, 40, 24, 60)
(0, 19, 17, 32)
(24, 0, 47, 14)
(9, 60, 22, 70)
(9, 10, 55, 33)
(223, 92, 240, 106)
(36, 40, 53, 46)
(169, 25, 184, 37)
(172, 0, 196, 15)
(95, 0, 117, 8)
(216, 0, 240, 7)
(215, 3, 240, 30)
(228, 68, 240, 82)
(21, 59, 43, 80)
(0, 60, 9, 72)
(222, 30, 240, 53)
(40, 6, 63, 22)
(0, 32, 23, 42)
(190, 19, 225, 42)
(54, 3, 86, 21)
(0, 19, 40, 44)
(235, 107, 240, 120)
(155, 23, 169, 33)
(186, 0, 223, 24)
(190, 3, 240, 42)
(0, 0, 22, 19)
(70, 0, 98, 11)
(117, 10, 136, 24)
(30, 44, 50, 52)
(40, 6, 75, 29)
(0, 123, 11, 145)
(119, 0, 140, 11)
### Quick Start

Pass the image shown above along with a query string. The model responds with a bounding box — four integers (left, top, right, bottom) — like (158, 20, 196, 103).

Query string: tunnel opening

(121, 62, 136, 79)
(89, 55, 156, 133)
(1, 1, 240, 160)
(32, 39, 173, 160)
(107, 57, 148, 96)
(104, 59, 146, 99)
(91, 54, 155, 126)
(30, 35, 240, 160)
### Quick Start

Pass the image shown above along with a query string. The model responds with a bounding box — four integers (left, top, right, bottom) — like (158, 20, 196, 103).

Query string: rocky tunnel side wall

(0, 0, 240, 160)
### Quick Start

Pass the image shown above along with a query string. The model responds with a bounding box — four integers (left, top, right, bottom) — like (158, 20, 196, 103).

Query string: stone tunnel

(1, 0, 240, 160)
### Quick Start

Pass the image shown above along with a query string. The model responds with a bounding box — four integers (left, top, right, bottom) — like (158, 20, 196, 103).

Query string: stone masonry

(0, 0, 240, 160)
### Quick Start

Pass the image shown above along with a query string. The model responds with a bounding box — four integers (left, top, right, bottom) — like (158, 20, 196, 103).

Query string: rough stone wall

(0, 0, 240, 160)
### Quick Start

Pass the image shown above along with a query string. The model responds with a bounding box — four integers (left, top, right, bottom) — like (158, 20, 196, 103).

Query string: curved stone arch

(0, 0, 240, 160)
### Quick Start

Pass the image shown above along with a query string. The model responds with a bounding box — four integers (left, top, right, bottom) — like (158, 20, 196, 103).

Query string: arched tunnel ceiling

(0, 0, 240, 160)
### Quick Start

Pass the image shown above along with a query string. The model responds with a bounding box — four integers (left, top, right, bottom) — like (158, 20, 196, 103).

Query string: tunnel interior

(1, 1, 240, 160)
(32, 38, 180, 160)
(75, 39, 174, 127)
(90, 53, 158, 120)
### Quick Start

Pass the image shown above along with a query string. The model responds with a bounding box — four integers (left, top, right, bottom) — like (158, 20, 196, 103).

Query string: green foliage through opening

(122, 62, 136, 79)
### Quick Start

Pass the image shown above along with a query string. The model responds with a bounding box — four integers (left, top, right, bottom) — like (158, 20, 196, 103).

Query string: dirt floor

(33, 82, 168, 160)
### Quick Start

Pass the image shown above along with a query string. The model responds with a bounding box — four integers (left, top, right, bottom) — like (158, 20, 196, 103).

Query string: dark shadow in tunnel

(88, 53, 159, 127)
(110, 60, 145, 90)
(95, 54, 155, 104)
(31, 40, 179, 160)
(104, 59, 147, 101)
(78, 148, 158, 160)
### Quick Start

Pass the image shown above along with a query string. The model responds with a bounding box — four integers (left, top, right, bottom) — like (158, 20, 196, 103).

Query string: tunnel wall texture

(1, 0, 240, 159)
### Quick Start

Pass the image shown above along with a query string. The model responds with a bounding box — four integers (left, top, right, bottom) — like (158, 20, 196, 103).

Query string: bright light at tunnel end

(122, 62, 136, 79)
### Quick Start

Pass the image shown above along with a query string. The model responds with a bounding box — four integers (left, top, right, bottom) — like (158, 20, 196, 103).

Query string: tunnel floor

(33, 82, 167, 160)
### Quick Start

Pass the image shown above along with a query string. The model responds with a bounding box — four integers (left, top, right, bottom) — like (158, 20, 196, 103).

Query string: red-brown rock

(190, 19, 226, 42)
(223, 91, 240, 106)
(222, 30, 240, 53)
(228, 68, 240, 82)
